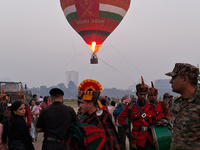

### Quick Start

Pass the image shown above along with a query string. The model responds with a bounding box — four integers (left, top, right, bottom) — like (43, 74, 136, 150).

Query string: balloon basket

(90, 53, 98, 64)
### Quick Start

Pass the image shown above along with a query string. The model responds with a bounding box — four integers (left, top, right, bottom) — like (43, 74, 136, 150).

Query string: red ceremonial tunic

(154, 102, 171, 123)
(101, 105, 109, 112)
(118, 101, 156, 147)
(24, 105, 31, 128)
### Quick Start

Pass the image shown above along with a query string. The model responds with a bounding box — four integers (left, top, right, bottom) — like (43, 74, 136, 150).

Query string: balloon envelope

(60, 0, 131, 53)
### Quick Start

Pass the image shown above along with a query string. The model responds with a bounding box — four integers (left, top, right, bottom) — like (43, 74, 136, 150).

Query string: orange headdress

(78, 79, 102, 108)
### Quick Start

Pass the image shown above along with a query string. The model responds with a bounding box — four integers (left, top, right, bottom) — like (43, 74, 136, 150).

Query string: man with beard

(0, 89, 11, 124)
(165, 63, 200, 150)
(118, 77, 156, 150)
(78, 79, 124, 150)
(147, 82, 171, 123)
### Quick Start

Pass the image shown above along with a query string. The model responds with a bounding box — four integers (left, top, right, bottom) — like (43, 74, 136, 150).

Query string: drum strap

(135, 103, 151, 125)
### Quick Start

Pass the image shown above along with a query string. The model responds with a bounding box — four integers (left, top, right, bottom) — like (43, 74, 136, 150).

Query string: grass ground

(63, 101, 77, 107)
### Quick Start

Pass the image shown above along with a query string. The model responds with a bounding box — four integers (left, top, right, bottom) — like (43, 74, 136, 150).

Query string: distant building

(154, 79, 179, 100)
(65, 71, 79, 87)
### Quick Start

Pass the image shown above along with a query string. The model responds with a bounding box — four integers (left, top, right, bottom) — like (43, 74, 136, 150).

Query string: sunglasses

(77, 101, 82, 104)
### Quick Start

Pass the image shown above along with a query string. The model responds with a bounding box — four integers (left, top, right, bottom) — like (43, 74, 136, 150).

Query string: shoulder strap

(135, 102, 151, 125)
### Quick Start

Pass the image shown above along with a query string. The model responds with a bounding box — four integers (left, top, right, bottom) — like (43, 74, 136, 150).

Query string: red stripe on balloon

(60, 0, 75, 10)
(83, 36, 107, 45)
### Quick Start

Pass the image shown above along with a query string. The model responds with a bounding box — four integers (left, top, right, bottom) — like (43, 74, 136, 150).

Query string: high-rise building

(65, 71, 79, 87)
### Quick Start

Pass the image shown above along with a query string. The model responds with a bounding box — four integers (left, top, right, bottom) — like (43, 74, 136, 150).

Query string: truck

(0, 82, 32, 104)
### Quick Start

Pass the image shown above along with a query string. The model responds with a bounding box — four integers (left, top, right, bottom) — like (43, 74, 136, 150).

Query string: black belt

(45, 137, 62, 142)
(139, 126, 151, 132)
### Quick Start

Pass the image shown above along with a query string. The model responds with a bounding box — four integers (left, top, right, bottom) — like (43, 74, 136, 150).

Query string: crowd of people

(0, 92, 50, 150)
(0, 62, 199, 150)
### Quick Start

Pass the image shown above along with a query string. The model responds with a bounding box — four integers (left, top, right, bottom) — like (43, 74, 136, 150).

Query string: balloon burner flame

(92, 42, 96, 52)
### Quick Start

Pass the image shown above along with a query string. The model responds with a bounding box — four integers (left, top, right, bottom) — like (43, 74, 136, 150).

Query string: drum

(151, 126, 172, 150)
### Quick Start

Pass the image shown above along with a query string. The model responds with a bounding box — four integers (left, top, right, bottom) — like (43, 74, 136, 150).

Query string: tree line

(28, 81, 134, 99)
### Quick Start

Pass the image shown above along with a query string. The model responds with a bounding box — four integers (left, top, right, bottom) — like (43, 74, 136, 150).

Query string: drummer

(118, 76, 156, 150)
(147, 82, 171, 123)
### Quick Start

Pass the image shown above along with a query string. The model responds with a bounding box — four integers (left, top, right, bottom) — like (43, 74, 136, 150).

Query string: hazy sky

(0, 0, 200, 90)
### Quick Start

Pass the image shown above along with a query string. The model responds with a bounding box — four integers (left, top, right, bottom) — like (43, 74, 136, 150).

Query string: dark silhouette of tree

(57, 83, 70, 98)
(68, 81, 77, 98)
(28, 82, 139, 99)
(68, 81, 77, 91)
(102, 88, 134, 97)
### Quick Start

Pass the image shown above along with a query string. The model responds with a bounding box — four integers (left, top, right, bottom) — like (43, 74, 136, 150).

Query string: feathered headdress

(78, 79, 102, 108)
(136, 76, 149, 93)
(78, 79, 102, 93)
(148, 81, 158, 95)
(18, 89, 25, 99)
(0, 88, 8, 100)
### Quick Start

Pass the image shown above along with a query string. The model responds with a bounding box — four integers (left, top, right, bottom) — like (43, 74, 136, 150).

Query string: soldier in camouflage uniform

(165, 63, 200, 150)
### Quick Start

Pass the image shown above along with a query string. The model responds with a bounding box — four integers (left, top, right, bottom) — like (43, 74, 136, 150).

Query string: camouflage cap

(136, 76, 149, 93)
(165, 63, 199, 78)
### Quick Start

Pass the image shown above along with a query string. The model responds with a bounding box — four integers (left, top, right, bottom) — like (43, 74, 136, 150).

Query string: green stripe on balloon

(66, 12, 78, 23)
(99, 11, 123, 23)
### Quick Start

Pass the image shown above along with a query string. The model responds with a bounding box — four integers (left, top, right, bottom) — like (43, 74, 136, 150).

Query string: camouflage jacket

(171, 88, 200, 150)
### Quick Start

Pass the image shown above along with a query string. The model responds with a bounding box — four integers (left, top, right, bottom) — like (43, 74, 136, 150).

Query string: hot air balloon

(60, 0, 131, 64)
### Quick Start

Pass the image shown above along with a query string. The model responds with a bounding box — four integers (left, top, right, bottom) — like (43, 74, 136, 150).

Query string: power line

(91, 65, 95, 78)
(47, 55, 76, 86)
(98, 57, 137, 84)
(110, 45, 153, 81)
(67, 25, 77, 55)
(97, 45, 112, 54)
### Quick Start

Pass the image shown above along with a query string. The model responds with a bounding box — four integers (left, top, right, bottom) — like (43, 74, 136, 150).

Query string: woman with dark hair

(2, 101, 34, 150)
(40, 96, 49, 110)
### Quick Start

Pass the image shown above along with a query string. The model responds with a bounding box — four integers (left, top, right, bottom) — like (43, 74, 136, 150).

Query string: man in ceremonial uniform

(118, 77, 155, 150)
(77, 79, 124, 150)
(0, 89, 11, 124)
(166, 63, 200, 150)
(163, 93, 173, 116)
(148, 82, 171, 123)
